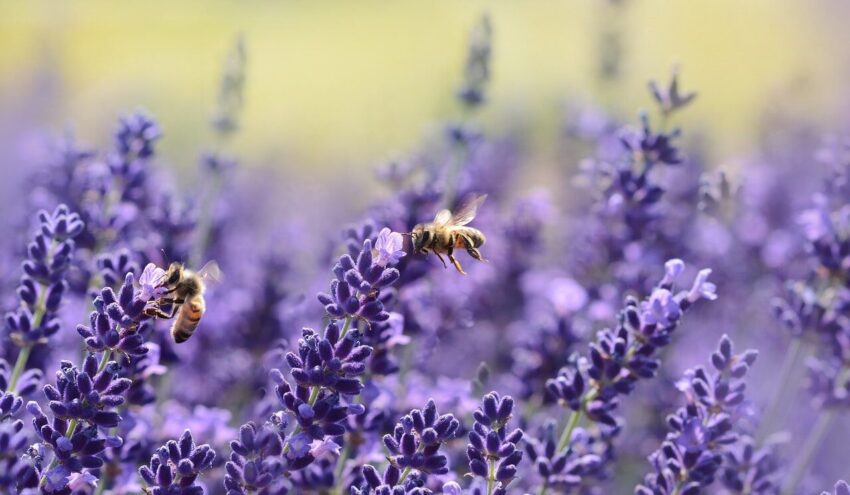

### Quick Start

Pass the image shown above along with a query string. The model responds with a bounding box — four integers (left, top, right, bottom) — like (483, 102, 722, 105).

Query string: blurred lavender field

(2, 2, 850, 495)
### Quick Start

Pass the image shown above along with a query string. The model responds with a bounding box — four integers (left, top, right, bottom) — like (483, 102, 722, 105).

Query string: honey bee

(150, 261, 221, 344)
(410, 193, 487, 274)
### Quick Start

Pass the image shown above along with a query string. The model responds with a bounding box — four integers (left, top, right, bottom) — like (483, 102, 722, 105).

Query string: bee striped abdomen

(170, 296, 206, 344)
(454, 227, 486, 248)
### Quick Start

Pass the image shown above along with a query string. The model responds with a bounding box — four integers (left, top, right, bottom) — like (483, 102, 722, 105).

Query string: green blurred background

(1, 0, 847, 177)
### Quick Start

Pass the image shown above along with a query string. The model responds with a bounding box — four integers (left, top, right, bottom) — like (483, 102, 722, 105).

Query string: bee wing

(196, 260, 223, 286)
(448, 193, 488, 226)
(433, 209, 452, 226)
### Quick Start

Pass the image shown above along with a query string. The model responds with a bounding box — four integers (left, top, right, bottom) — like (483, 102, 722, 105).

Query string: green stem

(307, 385, 320, 406)
(93, 475, 107, 495)
(333, 440, 351, 492)
(557, 408, 582, 452)
(339, 317, 353, 341)
(8, 345, 33, 394)
(757, 338, 804, 442)
(781, 409, 835, 495)
(398, 440, 428, 484)
(486, 457, 496, 495)
(538, 480, 549, 495)
(98, 349, 113, 373)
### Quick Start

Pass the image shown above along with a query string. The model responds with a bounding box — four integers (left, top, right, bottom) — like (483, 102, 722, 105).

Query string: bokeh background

(2, 0, 849, 184)
(3, 1, 850, 493)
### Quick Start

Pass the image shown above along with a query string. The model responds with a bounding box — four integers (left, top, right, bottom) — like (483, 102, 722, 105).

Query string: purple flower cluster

(466, 392, 523, 495)
(636, 335, 758, 494)
(138, 430, 216, 495)
(6, 205, 83, 348)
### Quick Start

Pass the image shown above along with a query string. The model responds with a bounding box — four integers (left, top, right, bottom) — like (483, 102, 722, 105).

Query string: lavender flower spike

(5, 205, 84, 349)
(381, 399, 459, 477)
(138, 430, 216, 495)
(467, 392, 524, 495)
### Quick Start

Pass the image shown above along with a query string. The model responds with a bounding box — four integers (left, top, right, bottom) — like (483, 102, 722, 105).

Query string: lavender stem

(556, 408, 582, 453)
(7, 345, 33, 394)
(782, 409, 834, 495)
(757, 337, 804, 442)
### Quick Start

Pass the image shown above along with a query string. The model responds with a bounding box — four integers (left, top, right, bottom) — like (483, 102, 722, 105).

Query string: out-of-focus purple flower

(456, 14, 492, 109)
(720, 435, 781, 494)
(113, 111, 161, 161)
(648, 66, 697, 116)
(0, 358, 40, 418)
(823, 481, 850, 495)
(0, 419, 40, 491)
(620, 113, 683, 167)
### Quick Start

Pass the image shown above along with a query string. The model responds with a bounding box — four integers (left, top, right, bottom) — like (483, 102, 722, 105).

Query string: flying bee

(149, 261, 221, 344)
(410, 193, 487, 274)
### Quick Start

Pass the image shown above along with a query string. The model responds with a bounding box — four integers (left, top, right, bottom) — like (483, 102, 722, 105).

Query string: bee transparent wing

(433, 209, 452, 226)
(196, 260, 223, 286)
(448, 193, 488, 226)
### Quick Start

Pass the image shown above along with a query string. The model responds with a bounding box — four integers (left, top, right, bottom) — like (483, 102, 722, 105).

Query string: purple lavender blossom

(636, 335, 758, 495)
(648, 66, 697, 117)
(456, 14, 492, 109)
(224, 421, 286, 495)
(138, 430, 216, 495)
(381, 399, 459, 477)
(317, 238, 401, 327)
(466, 392, 524, 495)
(5, 205, 84, 348)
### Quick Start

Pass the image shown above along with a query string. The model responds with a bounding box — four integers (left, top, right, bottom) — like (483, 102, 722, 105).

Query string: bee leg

(467, 246, 485, 262)
(449, 255, 466, 275)
(145, 306, 178, 319)
(448, 253, 466, 275)
(462, 235, 486, 262)
(433, 251, 449, 269)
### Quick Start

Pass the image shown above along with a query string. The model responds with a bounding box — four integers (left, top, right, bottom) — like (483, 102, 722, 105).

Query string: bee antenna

(400, 232, 413, 237)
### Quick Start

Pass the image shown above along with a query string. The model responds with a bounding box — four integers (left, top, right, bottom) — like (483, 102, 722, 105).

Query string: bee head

(165, 262, 184, 286)
(410, 225, 429, 253)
